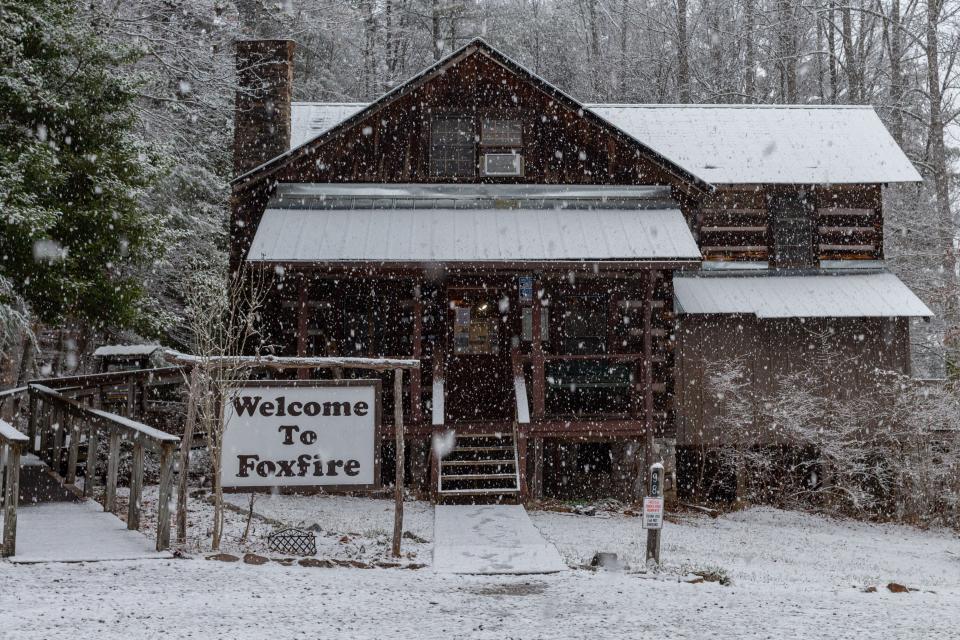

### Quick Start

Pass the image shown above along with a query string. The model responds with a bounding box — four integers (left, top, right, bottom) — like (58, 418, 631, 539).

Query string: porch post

(530, 277, 546, 418)
(410, 282, 423, 425)
(296, 276, 309, 380)
(643, 270, 656, 475)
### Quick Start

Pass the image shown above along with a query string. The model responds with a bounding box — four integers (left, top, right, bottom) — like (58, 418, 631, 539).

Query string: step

(440, 473, 518, 481)
(442, 459, 515, 467)
(451, 445, 514, 452)
(436, 487, 521, 496)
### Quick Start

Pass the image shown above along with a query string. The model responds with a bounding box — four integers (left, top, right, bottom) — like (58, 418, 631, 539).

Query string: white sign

(221, 381, 380, 489)
(642, 496, 664, 530)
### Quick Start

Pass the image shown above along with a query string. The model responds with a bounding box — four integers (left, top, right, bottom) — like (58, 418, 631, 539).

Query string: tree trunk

(744, 0, 756, 102)
(778, 0, 798, 102)
(840, 4, 861, 103)
(677, 0, 690, 102)
(618, 0, 630, 100)
(925, 0, 954, 275)
(888, 0, 904, 144)
(432, 0, 443, 61)
(827, 0, 839, 102)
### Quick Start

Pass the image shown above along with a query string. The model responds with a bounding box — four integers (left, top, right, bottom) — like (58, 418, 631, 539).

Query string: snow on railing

(27, 383, 179, 552)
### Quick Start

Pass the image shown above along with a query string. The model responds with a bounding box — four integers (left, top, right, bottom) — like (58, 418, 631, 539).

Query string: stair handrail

(27, 383, 179, 551)
(0, 417, 29, 557)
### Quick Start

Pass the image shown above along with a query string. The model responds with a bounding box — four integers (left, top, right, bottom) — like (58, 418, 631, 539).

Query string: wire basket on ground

(268, 528, 317, 556)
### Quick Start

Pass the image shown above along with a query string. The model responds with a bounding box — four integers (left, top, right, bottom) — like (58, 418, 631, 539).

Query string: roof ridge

(587, 103, 875, 110)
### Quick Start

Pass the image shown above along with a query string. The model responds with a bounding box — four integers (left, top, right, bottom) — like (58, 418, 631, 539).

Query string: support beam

(128, 443, 144, 530)
(156, 442, 174, 551)
(391, 369, 405, 557)
(530, 278, 546, 418)
(104, 430, 120, 513)
(410, 283, 423, 425)
(297, 276, 309, 380)
(2, 443, 21, 557)
(643, 271, 656, 477)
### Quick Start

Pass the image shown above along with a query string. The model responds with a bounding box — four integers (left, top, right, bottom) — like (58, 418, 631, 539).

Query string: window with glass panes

(430, 117, 475, 177)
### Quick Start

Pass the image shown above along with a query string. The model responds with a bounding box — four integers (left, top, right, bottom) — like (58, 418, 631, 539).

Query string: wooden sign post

(392, 368, 404, 557)
(644, 462, 664, 566)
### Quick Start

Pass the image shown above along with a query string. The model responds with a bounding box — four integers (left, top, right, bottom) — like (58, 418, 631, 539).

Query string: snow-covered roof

(674, 272, 933, 318)
(291, 102, 920, 185)
(290, 103, 366, 149)
(588, 104, 921, 185)
(247, 207, 701, 264)
(92, 344, 161, 358)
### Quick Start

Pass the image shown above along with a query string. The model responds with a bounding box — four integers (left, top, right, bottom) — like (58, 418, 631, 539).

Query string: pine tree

(0, 0, 161, 334)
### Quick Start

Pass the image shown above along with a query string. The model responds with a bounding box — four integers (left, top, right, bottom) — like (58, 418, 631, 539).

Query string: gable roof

(290, 101, 920, 186)
(232, 38, 709, 191)
(589, 104, 921, 185)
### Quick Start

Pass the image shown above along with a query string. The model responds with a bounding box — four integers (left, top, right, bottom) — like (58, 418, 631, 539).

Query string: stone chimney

(234, 39, 295, 176)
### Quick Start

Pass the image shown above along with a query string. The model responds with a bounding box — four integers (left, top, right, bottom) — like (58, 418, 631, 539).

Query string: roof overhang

(246, 184, 701, 267)
(674, 272, 933, 318)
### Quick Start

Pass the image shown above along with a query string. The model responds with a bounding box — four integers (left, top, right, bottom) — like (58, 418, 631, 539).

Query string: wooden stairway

(437, 432, 520, 503)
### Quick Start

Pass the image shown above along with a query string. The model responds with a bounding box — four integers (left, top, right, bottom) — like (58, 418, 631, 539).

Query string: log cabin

(229, 38, 932, 503)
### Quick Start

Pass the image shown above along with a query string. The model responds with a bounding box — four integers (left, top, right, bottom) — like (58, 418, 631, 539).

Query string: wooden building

(230, 39, 931, 502)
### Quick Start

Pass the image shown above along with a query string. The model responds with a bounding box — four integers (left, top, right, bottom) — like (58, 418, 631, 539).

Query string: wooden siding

(688, 184, 883, 263)
(674, 315, 910, 447)
(230, 48, 697, 268)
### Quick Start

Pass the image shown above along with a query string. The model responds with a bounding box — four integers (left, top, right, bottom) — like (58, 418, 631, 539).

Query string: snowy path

(2, 501, 171, 564)
(433, 504, 566, 574)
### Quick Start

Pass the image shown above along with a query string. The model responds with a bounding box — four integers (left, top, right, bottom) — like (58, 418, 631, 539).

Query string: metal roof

(589, 104, 921, 185)
(290, 102, 921, 185)
(269, 183, 676, 210)
(674, 272, 933, 318)
(246, 206, 701, 264)
(290, 103, 366, 148)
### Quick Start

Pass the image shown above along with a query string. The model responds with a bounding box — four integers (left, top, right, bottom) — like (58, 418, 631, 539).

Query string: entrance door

(445, 287, 513, 423)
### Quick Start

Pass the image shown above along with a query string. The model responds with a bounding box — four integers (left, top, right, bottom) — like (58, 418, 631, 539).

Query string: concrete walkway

(2, 500, 172, 564)
(433, 504, 566, 574)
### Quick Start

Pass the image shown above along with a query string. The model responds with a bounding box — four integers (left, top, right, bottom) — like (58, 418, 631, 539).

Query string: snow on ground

(2, 493, 959, 639)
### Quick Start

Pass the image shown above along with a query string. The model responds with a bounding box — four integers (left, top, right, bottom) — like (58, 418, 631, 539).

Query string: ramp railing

(0, 417, 29, 556)
(27, 383, 179, 551)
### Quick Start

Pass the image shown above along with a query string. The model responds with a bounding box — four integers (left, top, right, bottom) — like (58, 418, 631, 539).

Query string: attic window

(481, 119, 522, 147)
(430, 116, 475, 177)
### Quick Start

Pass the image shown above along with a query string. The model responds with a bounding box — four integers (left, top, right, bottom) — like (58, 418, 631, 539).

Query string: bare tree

(183, 265, 272, 550)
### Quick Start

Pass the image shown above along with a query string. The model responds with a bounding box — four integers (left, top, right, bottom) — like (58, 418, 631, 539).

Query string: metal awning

(246, 207, 701, 264)
(674, 272, 933, 318)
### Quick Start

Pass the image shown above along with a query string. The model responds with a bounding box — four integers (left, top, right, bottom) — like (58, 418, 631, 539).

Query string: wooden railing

(513, 352, 646, 422)
(0, 416, 29, 557)
(35, 367, 185, 427)
(28, 383, 179, 551)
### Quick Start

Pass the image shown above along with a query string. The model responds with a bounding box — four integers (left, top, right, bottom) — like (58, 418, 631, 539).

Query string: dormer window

(430, 116, 475, 177)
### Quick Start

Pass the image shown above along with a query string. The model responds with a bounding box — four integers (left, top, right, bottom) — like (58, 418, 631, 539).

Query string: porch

(246, 183, 701, 499)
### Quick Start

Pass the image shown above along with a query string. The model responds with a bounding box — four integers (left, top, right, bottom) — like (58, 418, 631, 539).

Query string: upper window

(481, 119, 522, 147)
(430, 117, 475, 177)
(769, 191, 816, 268)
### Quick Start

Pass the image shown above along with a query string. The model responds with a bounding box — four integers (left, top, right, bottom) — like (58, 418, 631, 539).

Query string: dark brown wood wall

(674, 315, 910, 447)
(688, 185, 883, 263)
(230, 49, 690, 267)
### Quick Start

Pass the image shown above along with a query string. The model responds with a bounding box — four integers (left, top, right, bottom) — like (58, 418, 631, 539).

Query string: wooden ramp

(433, 504, 566, 574)
(1, 501, 173, 564)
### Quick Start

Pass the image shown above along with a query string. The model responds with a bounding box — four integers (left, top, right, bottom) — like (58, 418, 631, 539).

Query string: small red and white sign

(642, 497, 664, 530)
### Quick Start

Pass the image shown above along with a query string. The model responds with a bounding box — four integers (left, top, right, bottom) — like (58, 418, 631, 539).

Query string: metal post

(645, 461, 664, 567)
